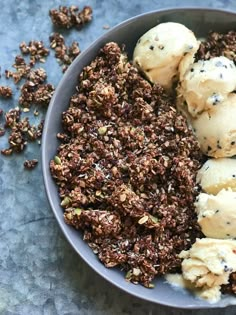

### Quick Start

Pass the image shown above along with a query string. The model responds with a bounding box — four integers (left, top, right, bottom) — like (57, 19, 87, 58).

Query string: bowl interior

(42, 8, 236, 309)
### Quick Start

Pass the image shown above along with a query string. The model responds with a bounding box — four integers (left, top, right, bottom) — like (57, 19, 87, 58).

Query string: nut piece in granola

(133, 22, 199, 89)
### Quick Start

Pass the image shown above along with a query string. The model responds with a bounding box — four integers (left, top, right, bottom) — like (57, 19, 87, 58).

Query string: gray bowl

(42, 8, 236, 309)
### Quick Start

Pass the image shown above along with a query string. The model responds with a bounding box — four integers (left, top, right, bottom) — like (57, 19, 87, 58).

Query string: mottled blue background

(1, 0, 236, 314)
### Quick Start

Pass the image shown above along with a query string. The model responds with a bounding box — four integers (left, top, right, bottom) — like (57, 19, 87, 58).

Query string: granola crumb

(103, 24, 110, 30)
(1, 148, 13, 156)
(0, 128, 5, 137)
(24, 159, 38, 169)
(0, 86, 12, 98)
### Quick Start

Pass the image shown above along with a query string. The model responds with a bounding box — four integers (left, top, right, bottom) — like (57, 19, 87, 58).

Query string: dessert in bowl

(42, 8, 236, 308)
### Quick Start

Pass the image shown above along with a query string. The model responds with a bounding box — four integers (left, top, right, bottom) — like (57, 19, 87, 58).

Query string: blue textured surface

(1, 1, 236, 314)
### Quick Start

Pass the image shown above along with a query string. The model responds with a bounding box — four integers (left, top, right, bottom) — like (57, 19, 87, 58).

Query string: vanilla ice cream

(179, 238, 236, 302)
(190, 94, 236, 158)
(195, 189, 236, 239)
(197, 158, 236, 194)
(177, 56, 236, 117)
(133, 22, 199, 90)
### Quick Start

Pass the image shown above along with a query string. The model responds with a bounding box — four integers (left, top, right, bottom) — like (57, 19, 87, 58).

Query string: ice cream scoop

(179, 238, 236, 302)
(197, 158, 236, 194)
(191, 94, 236, 158)
(133, 22, 199, 90)
(177, 56, 236, 117)
(195, 189, 236, 239)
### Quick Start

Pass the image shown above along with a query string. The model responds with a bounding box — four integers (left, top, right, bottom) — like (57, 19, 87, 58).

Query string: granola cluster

(19, 81, 54, 108)
(0, 86, 12, 98)
(49, 5, 92, 29)
(49, 32, 81, 72)
(5, 55, 31, 84)
(50, 42, 203, 287)
(1, 108, 43, 156)
(196, 30, 236, 62)
(19, 40, 49, 65)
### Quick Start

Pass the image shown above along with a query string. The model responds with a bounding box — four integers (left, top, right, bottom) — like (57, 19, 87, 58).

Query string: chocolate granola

(5, 55, 31, 84)
(50, 42, 203, 287)
(0, 86, 12, 98)
(24, 159, 38, 169)
(49, 32, 81, 72)
(196, 30, 236, 62)
(1, 108, 43, 155)
(49, 5, 93, 29)
(1, 5, 93, 167)
(19, 40, 49, 66)
(222, 272, 236, 295)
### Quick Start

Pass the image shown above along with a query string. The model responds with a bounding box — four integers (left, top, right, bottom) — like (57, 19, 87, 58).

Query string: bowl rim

(42, 6, 236, 309)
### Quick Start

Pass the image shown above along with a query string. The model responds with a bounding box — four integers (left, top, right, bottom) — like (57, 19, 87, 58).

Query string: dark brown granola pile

(1, 108, 43, 155)
(196, 30, 236, 62)
(0, 86, 12, 98)
(49, 5, 92, 29)
(50, 42, 203, 287)
(49, 32, 81, 72)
